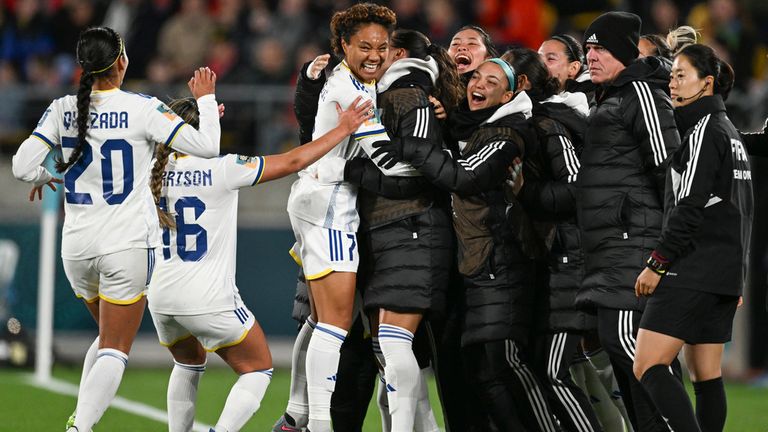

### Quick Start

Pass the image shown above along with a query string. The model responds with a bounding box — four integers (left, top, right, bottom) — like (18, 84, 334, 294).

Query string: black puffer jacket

(381, 93, 538, 346)
(576, 56, 681, 311)
(521, 93, 595, 332)
(348, 59, 454, 316)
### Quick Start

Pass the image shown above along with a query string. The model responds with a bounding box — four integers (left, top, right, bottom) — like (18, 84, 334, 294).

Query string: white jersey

(13, 90, 220, 260)
(147, 153, 265, 315)
(287, 61, 393, 232)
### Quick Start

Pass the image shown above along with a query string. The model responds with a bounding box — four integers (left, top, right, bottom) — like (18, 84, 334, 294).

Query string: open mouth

(362, 63, 379, 74)
(470, 91, 487, 104)
(455, 54, 472, 69)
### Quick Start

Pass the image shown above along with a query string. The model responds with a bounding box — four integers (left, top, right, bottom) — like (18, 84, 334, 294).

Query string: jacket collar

(485, 90, 533, 124)
(377, 57, 439, 93)
(674, 95, 726, 133)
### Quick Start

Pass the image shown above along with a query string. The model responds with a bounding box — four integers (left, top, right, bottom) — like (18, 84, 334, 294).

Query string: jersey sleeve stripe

(251, 156, 266, 185)
(32, 132, 54, 149)
(164, 122, 187, 147)
(353, 128, 387, 140)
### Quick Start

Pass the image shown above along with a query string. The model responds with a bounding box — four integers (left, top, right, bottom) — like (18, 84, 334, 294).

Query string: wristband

(645, 250, 669, 275)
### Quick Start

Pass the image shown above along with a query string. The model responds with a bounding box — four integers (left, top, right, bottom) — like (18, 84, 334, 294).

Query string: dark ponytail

(676, 44, 735, 101)
(55, 27, 123, 173)
(150, 97, 200, 229)
(391, 29, 463, 112)
(501, 47, 560, 101)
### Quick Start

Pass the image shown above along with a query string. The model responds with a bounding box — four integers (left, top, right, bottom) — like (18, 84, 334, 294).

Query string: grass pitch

(1, 366, 766, 431)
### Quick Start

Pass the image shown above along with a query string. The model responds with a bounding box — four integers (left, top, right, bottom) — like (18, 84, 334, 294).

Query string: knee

(633, 360, 650, 382)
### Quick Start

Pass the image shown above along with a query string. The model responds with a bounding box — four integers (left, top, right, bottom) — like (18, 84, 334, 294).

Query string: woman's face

(466, 61, 513, 111)
(342, 23, 390, 83)
(538, 39, 579, 88)
(669, 54, 711, 108)
(448, 29, 489, 74)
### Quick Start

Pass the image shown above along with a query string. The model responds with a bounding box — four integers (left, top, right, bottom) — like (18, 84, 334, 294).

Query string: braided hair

(55, 27, 123, 173)
(150, 98, 200, 229)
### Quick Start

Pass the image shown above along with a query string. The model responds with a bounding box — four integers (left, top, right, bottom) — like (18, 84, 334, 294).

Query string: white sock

(285, 317, 315, 427)
(213, 369, 272, 432)
(75, 336, 100, 413)
(73, 348, 128, 431)
(414, 367, 439, 432)
(586, 349, 634, 432)
(306, 322, 347, 432)
(167, 360, 206, 432)
(572, 359, 626, 432)
(379, 324, 419, 432)
(372, 337, 392, 432)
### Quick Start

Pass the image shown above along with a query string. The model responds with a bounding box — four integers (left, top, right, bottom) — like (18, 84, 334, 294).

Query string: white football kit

(286, 61, 416, 277)
(11, 89, 220, 303)
(148, 153, 265, 351)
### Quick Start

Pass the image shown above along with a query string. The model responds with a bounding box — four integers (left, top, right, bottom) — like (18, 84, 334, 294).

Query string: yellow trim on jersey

(98, 291, 146, 305)
(91, 88, 120, 94)
(166, 123, 187, 148)
(254, 157, 266, 184)
(159, 333, 195, 348)
(340, 60, 376, 86)
(289, 247, 303, 266)
(354, 131, 388, 141)
(305, 268, 334, 280)
(207, 327, 250, 352)
(75, 293, 100, 304)
(30, 133, 53, 150)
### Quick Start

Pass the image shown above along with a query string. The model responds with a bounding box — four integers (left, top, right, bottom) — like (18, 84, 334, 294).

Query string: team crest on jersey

(156, 104, 178, 121)
(236, 155, 260, 169)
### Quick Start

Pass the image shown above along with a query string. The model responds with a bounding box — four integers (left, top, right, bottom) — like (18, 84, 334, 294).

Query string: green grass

(0, 366, 766, 431)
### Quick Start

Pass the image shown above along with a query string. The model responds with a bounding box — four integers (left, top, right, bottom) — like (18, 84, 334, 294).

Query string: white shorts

(289, 214, 359, 280)
(151, 305, 255, 352)
(63, 248, 155, 305)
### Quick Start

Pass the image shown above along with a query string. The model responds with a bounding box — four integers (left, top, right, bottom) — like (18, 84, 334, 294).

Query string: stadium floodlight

(34, 153, 62, 383)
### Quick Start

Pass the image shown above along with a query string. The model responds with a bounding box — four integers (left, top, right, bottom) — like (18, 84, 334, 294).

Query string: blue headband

(484, 58, 516, 91)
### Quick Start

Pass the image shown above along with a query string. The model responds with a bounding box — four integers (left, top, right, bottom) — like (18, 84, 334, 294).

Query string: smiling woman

(280, 4, 399, 432)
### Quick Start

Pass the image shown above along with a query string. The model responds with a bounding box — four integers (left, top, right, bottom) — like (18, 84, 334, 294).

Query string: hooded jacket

(521, 92, 595, 331)
(653, 95, 753, 296)
(386, 92, 538, 345)
(576, 56, 681, 311)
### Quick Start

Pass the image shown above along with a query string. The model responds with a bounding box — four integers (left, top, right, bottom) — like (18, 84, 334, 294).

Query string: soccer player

(280, 4, 405, 431)
(147, 95, 372, 432)
(11, 27, 221, 432)
(634, 44, 752, 432)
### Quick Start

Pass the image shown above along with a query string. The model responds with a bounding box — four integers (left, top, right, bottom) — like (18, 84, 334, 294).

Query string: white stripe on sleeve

(632, 81, 668, 166)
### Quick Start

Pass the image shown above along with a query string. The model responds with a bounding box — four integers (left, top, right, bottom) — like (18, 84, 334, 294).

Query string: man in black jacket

(575, 11, 682, 432)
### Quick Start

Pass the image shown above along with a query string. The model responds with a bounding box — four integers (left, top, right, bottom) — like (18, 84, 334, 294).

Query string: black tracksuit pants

(597, 308, 682, 432)
(463, 339, 559, 432)
(533, 332, 603, 431)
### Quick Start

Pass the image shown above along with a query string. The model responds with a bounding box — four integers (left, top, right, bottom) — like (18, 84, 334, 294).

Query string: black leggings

(463, 339, 558, 432)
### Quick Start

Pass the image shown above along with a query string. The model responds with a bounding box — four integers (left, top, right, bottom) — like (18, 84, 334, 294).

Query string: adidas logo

(386, 383, 396, 393)
(326, 375, 337, 382)
(586, 33, 598, 44)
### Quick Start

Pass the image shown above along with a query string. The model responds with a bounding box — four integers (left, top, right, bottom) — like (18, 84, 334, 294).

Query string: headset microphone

(675, 83, 709, 103)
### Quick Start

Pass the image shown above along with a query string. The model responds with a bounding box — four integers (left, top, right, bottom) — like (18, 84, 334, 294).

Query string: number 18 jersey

(32, 89, 219, 260)
(147, 153, 265, 315)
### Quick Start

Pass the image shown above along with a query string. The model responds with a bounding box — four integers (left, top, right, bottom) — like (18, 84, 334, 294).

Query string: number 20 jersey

(32, 89, 191, 260)
(147, 153, 265, 315)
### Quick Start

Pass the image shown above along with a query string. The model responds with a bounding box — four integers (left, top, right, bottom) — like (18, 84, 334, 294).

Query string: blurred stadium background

(1, 0, 767, 430)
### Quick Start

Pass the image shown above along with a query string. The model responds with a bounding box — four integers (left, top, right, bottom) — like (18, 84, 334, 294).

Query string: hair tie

(551, 35, 584, 64)
(90, 38, 124, 75)
(484, 58, 517, 91)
